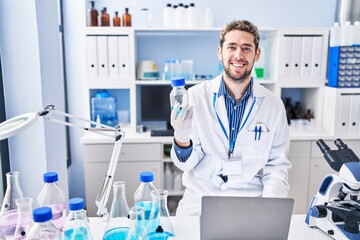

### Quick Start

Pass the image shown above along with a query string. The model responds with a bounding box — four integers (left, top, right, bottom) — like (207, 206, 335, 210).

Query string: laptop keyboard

(150, 129, 174, 136)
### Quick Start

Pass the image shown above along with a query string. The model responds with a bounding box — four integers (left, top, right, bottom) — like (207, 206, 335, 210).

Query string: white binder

(311, 36, 323, 77)
(97, 36, 109, 78)
(118, 36, 130, 78)
(282, 36, 293, 77)
(107, 36, 119, 78)
(338, 94, 351, 134)
(300, 36, 313, 77)
(291, 36, 302, 77)
(348, 94, 360, 135)
(86, 36, 98, 78)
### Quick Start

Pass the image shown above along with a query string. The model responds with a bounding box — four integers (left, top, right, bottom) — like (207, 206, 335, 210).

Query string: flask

(163, 3, 173, 28)
(122, 8, 132, 27)
(101, 7, 110, 26)
(103, 181, 130, 240)
(27, 207, 61, 240)
(91, 90, 118, 127)
(144, 189, 175, 240)
(14, 197, 33, 240)
(63, 198, 93, 240)
(0, 229, 5, 240)
(126, 206, 146, 240)
(0, 171, 24, 238)
(169, 77, 189, 115)
(37, 172, 66, 231)
(113, 11, 121, 27)
(133, 172, 157, 232)
(86, 1, 99, 26)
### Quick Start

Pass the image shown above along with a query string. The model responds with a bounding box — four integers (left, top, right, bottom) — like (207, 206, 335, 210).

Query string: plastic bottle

(63, 198, 93, 240)
(91, 90, 118, 127)
(14, 197, 33, 240)
(169, 77, 189, 115)
(37, 172, 66, 232)
(103, 181, 130, 240)
(86, 1, 99, 26)
(0, 171, 24, 238)
(27, 207, 61, 240)
(163, 3, 173, 28)
(113, 11, 121, 27)
(122, 8, 132, 27)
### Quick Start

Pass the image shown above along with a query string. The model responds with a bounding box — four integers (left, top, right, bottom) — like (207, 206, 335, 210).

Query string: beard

(222, 59, 254, 83)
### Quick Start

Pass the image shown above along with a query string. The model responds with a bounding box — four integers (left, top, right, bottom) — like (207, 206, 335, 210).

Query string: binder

(300, 36, 313, 77)
(348, 94, 360, 135)
(282, 36, 293, 77)
(97, 36, 109, 78)
(311, 36, 323, 77)
(291, 36, 302, 77)
(118, 36, 130, 78)
(107, 36, 119, 78)
(338, 94, 351, 134)
(86, 36, 98, 78)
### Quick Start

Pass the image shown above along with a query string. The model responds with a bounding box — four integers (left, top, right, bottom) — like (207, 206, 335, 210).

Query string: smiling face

(218, 30, 260, 84)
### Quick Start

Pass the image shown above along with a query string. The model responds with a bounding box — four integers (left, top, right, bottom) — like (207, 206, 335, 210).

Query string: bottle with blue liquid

(103, 181, 130, 240)
(63, 198, 93, 240)
(169, 77, 188, 116)
(91, 90, 118, 127)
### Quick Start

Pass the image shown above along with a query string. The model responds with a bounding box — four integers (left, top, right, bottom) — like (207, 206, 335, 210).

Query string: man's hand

(170, 102, 193, 145)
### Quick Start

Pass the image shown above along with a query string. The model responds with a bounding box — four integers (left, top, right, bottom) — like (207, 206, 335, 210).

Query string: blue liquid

(135, 202, 160, 236)
(145, 231, 174, 240)
(64, 227, 89, 240)
(103, 227, 130, 240)
(170, 106, 182, 117)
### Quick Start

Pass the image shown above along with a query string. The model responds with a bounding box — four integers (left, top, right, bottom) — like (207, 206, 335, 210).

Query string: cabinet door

(287, 141, 311, 214)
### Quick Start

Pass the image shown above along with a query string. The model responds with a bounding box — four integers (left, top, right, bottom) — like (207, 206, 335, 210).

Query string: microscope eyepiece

(316, 139, 330, 153)
(334, 139, 348, 150)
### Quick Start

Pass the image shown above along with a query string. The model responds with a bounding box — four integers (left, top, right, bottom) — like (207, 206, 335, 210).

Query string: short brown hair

(219, 20, 260, 49)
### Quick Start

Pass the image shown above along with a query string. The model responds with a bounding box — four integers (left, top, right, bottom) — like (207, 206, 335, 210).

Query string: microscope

(306, 139, 360, 240)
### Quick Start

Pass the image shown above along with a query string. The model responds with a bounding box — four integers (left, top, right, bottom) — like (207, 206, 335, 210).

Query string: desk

(90, 214, 331, 239)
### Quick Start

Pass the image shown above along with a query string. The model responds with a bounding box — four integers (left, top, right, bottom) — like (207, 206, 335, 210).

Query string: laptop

(200, 196, 294, 240)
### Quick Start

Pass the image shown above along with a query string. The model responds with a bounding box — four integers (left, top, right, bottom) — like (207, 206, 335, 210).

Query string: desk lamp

(0, 105, 125, 219)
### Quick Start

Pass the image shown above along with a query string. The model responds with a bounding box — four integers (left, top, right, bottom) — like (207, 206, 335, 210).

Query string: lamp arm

(38, 105, 125, 218)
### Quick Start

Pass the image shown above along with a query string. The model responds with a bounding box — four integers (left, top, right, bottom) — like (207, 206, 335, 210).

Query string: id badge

(222, 158, 243, 176)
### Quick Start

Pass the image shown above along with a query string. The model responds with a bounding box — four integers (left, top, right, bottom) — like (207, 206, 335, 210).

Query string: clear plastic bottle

(63, 198, 93, 240)
(91, 90, 118, 127)
(37, 172, 66, 232)
(27, 207, 61, 240)
(169, 77, 189, 115)
(14, 197, 33, 240)
(103, 181, 130, 240)
(0, 171, 24, 238)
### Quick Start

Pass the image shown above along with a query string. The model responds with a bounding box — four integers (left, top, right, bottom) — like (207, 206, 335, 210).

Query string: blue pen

(254, 126, 258, 141)
(258, 126, 262, 140)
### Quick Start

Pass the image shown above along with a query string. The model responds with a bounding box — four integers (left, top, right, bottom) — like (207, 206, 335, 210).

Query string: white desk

(90, 214, 331, 239)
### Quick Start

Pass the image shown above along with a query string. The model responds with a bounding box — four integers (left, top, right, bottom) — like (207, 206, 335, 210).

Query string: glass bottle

(63, 198, 93, 240)
(169, 77, 189, 115)
(0, 229, 5, 240)
(103, 181, 130, 240)
(113, 11, 121, 27)
(144, 189, 175, 240)
(14, 197, 33, 240)
(0, 171, 24, 238)
(122, 8, 132, 27)
(101, 7, 110, 26)
(87, 1, 99, 26)
(126, 206, 146, 240)
(27, 207, 61, 240)
(37, 172, 66, 232)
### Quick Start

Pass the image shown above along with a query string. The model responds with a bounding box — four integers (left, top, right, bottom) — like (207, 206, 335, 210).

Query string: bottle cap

(171, 77, 186, 87)
(43, 172, 58, 183)
(95, 90, 110, 98)
(140, 171, 154, 182)
(68, 198, 85, 211)
(33, 207, 53, 222)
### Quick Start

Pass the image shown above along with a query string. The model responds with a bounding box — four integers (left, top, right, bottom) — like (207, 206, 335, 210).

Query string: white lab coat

(171, 74, 292, 216)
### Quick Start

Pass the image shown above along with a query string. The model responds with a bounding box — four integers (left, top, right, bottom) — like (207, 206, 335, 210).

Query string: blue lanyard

(212, 93, 256, 159)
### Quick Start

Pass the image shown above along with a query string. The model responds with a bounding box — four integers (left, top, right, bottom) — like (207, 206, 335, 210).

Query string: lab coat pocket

(244, 123, 272, 161)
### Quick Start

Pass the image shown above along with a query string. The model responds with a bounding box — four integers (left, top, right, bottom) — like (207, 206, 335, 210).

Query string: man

(170, 19, 292, 216)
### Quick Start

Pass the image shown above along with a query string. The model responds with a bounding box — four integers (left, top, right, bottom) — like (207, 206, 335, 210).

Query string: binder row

(86, 36, 131, 79)
(281, 35, 323, 78)
(338, 93, 360, 135)
(328, 46, 360, 88)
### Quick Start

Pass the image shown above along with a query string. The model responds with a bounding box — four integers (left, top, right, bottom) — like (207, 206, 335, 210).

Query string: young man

(170, 19, 291, 216)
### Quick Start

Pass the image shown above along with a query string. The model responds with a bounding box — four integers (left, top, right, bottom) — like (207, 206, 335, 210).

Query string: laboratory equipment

(86, 1, 99, 26)
(0, 171, 24, 238)
(137, 60, 159, 80)
(63, 198, 93, 240)
(306, 139, 360, 240)
(126, 206, 146, 240)
(103, 181, 130, 240)
(91, 90, 118, 127)
(27, 207, 61, 240)
(113, 11, 121, 26)
(169, 77, 189, 114)
(14, 197, 33, 240)
(144, 189, 175, 240)
(122, 8, 131, 27)
(0, 105, 126, 219)
(37, 171, 66, 231)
